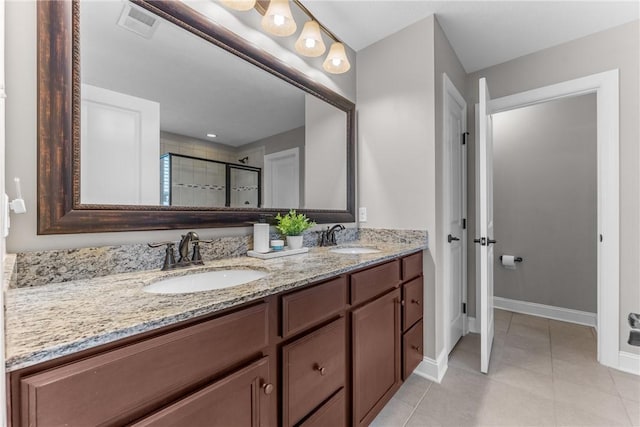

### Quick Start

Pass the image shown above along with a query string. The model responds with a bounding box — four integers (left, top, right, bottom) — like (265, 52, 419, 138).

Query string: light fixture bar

(291, 0, 342, 44)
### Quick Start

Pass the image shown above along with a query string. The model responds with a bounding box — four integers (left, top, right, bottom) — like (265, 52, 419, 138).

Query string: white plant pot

(286, 235, 304, 250)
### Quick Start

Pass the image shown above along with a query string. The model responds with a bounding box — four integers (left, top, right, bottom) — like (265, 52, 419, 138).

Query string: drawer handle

(412, 345, 422, 352)
(262, 382, 274, 395)
(315, 365, 327, 376)
(411, 299, 421, 306)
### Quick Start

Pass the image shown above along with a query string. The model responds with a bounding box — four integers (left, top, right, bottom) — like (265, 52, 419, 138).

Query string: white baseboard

(618, 351, 640, 376)
(414, 348, 448, 383)
(493, 297, 597, 327)
(467, 316, 480, 333)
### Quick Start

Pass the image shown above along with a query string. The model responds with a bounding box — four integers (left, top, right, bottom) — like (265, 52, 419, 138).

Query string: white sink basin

(330, 247, 381, 255)
(143, 269, 268, 294)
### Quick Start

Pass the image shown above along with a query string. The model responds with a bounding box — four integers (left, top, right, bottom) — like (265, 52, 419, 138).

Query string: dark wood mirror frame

(38, 0, 356, 234)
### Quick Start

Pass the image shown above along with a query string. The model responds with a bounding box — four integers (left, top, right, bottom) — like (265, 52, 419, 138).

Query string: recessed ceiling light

(206, 133, 217, 138)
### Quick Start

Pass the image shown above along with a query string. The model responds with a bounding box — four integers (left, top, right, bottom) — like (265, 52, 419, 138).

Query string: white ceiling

(303, 1, 640, 72)
(82, 1, 306, 147)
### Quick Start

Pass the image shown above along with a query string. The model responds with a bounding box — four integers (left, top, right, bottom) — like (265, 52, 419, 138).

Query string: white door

(478, 77, 495, 374)
(263, 148, 299, 209)
(443, 75, 467, 354)
(81, 84, 160, 205)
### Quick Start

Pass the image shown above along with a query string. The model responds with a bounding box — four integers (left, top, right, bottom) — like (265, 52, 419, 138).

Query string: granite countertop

(5, 241, 425, 372)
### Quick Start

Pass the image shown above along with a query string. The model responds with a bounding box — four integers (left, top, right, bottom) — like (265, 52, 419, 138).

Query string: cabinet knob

(315, 365, 327, 376)
(411, 299, 420, 306)
(262, 382, 274, 395)
(400, 300, 405, 306)
(412, 345, 422, 352)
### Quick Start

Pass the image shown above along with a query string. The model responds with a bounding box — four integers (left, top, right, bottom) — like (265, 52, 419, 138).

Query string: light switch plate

(359, 207, 367, 222)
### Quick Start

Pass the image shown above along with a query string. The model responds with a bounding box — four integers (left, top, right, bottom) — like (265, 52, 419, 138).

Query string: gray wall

(357, 16, 438, 358)
(465, 20, 639, 354)
(493, 94, 597, 313)
(4, 1, 356, 252)
(357, 15, 467, 360)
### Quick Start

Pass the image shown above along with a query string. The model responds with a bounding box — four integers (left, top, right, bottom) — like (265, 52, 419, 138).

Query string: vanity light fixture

(295, 20, 325, 57)
(220, 0, 351, 74)
(206, 133, 217, 138)
(262, 0, 297, 37)
(219, 0, 257, 11)
(322, 42, 350, 74)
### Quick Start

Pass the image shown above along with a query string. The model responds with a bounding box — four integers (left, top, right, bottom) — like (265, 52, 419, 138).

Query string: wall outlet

(359, 207, 367, 222)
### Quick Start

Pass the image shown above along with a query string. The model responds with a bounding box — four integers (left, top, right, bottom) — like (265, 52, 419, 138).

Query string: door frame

(263, 147, 300, 209)
(442, 73, 468, 354)
(474, 69, 620, 368)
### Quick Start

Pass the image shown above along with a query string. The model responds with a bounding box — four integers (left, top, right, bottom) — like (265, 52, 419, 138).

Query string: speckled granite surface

(5, 236, 426, 372)
(14, 227, 359, 288)
(3, 254, 17, 290)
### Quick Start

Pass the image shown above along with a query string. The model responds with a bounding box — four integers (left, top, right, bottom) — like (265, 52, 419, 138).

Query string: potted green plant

(275, 209, 316, 249)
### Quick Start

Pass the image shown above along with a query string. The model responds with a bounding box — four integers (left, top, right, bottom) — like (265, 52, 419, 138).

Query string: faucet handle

(148, 241, 174, 248)
(148, 242, 177, 271)
(190, 239, 213, 265)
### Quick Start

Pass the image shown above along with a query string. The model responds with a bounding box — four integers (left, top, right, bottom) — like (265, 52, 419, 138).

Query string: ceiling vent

(117, 3, 159, 39)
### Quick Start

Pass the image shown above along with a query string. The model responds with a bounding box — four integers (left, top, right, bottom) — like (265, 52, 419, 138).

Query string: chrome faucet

(149, 231, 212, 270)
(320, 224, 345, 246)
(178, 231, 199, 264)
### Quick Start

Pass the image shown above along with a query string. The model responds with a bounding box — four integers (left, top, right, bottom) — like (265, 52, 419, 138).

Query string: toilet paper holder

(499, 255, 523, 263)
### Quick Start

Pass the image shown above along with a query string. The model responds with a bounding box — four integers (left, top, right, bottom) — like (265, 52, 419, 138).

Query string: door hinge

(462, 218, 466, 229)
(462, 302, 467, 314)
(600, 234, 603, 242)
(462, 132, 469, 145)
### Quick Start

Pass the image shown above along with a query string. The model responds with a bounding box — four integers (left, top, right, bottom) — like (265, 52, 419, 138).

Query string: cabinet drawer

(403, 319, 423, 380)
(300, 388, 346, 427)
(19, 303, 269, 427)
(402, 251, 423, 281)
(132, 357, 272, 427)
(283, 317, 346, 427)
(350, 260, 400, 305)
(282, 276, 347, 338)
(402, 277, 423, 331)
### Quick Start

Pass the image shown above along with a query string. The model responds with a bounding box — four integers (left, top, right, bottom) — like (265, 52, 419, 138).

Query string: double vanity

(5, 240, 426, 426)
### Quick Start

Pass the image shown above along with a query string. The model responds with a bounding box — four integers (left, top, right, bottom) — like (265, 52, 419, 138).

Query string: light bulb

(323, 42, 350, 74)
(273, 14, 285, 27)
(294, 20, 326, 57)
(262, 0, 297, 37)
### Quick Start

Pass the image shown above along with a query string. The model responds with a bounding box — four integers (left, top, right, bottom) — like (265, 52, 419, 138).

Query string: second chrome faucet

(319, 224, 345, 246)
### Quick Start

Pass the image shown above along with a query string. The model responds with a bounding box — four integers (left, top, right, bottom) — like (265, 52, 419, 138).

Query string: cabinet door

(352, 289, 401, 427)
(132, 357, 272, 427)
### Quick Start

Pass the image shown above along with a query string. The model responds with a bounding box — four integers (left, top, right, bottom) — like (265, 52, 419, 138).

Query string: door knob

(447, 234, 460, 243)
(315, 365, 327, 376)
(262, 382, 274, 395)
(487, 238, 497, 245)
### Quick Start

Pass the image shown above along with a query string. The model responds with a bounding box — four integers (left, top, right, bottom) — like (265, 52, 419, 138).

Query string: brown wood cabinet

(352, 289, 402, 427)
(131, 357, 272, 427)
(282, 317, 346, 426)
(8, 251, 424, 427)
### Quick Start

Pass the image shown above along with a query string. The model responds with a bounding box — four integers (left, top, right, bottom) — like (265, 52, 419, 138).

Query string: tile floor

(371, 309, 640, 427)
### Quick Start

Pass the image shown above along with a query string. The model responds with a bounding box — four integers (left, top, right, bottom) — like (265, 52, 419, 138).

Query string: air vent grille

(117, 3, 159, 39)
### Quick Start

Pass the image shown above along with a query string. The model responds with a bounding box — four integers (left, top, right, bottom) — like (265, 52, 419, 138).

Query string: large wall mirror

(38, 0, 355, 234)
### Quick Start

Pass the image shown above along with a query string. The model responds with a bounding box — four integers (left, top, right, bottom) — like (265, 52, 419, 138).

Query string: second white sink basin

(144, 269, 268, 294)
(330, 247, 381, 255)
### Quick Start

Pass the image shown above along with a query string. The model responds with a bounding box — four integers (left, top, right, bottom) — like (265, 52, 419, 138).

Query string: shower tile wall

(160, 132, 266, 207)
(170, 156, 226, 207)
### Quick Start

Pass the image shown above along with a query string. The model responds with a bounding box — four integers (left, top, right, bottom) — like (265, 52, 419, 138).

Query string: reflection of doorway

(264, 148, 300, 208)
